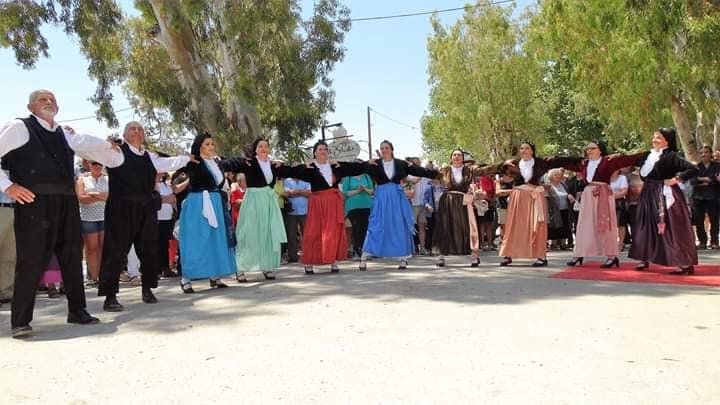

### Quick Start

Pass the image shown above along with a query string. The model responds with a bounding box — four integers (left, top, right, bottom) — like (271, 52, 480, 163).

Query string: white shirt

(0, 116, 110, 191)
(610, 174, 628, 193)
(407, 175, 430, 206)
(586, 158, 601, 182)
(204, 158, 224, 186)
(451, 166, 464, 184)
(382, 160, 395, 180)
(316, 161, 333, 186)
(258, 158, 273, 184)
(0, 190, 14, 204)
(519, 158, 535, 183)
(157, 182, 174, 221)
(640, 148, 665, 177)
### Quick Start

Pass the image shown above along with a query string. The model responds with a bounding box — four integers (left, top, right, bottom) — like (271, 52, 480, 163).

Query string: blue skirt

(362, 183, 415, 258)
(179, 192, 237, 280)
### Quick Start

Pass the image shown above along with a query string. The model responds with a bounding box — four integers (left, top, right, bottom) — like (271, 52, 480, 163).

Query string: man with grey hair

(0, 89, 105, 338)
(69, 120, 191, 311)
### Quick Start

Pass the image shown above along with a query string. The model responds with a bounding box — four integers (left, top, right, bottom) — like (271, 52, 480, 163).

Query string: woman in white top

(156, 173, 176, 278)
(75, 160, 108, 286)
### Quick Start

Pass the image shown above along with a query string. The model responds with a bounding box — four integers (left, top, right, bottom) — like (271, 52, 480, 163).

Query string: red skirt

(301, 189, 348, 265)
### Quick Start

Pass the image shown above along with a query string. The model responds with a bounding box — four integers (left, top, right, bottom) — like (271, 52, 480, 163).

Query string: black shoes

(436, 258, 445, 267)
(669, 266, 695, 275)
(142, 289, 158, 304)
(181, 281, 195, 294)
(305, 266, 314, 275)
(67, 309, 100, 324)
(209, 279, 228, 288)
(566, 257, 584, 267)
(398, 260, 408, 270)
(330, 265, 340, 273)
(359, 261, 367, 271)
(532, 258, 548, 267)
(635, 262, 649, 271)
(11, 325, 33, 339)
(600, 257, 620, 268)
(499, 257, 512, 266)
(103, 296, 124, 312)
(470, 257, 480, 267)
(263, 272, 276, 280)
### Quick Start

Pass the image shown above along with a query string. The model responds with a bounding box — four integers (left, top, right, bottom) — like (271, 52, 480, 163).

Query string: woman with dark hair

(565, 140, 643, 267)
(360, 140, 439, 270)
(286, 141, 365, 274)
(499, 141, 582, 267)
(631, 128, 698, 275)
(178, 133, 246, 292)
(233, 138, 295, 281)
(433, 149, 499, 267)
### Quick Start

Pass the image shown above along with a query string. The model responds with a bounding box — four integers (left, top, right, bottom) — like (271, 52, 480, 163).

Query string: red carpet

(550, 261, 720, 287)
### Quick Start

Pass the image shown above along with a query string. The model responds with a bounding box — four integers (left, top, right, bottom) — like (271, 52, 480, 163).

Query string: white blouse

(316, 162, 333, 186)
(586, 158, 601, 182)
(258, 158, 274, 184)
(451, 166, 463, 184)
(204, 158, 224, 186)
(383, 160, 395, 180)
(519, 158, 535, 183)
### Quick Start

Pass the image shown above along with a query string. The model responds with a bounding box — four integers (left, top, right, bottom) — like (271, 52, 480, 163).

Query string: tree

(422, 1, 548, 163)
(0, 0, 350, 153)
(529, 0, 720, 161)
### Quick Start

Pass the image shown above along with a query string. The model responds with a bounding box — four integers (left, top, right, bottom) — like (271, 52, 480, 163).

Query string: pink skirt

(573, 185, 619, 258)
(39, 255, 63, 285)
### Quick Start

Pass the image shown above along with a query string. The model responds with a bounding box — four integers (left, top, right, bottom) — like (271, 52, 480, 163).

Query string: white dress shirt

(0, 116, 110, 191)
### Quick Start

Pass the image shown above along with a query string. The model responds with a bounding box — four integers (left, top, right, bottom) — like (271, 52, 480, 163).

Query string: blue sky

(0, 0, 532, 159)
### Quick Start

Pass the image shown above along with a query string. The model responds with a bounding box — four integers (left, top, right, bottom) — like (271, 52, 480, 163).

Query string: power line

(58, 106, 133, 123)
(370, 107, 420, 131)
(339, 0, 516, 23)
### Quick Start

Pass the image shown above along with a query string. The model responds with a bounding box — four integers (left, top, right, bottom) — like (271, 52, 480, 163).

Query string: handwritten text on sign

(329, 139, 361, 161)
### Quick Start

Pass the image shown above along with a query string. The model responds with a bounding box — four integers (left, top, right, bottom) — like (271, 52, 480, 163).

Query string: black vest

(107, 143, 157, 201)
(0, 115, 75, 194)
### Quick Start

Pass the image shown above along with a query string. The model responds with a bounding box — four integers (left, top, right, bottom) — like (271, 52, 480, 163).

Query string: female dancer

(287, 141, 365, 274)
(566, 140, 642, 268)
(433, 149, 499, 267)
(234, 138, 295, 281)
(499, 141, 581, 267)
(630, 128, 698, 274)
(178, 133, 242, 293)
(360, 140, 439, 270)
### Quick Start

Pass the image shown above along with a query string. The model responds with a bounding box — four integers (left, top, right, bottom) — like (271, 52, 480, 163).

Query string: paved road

(1, 250, 719, 404)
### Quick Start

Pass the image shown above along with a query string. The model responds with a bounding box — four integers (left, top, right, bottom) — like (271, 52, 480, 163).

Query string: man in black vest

(0, 89, 100, 338)
(70, 121, 190, 311)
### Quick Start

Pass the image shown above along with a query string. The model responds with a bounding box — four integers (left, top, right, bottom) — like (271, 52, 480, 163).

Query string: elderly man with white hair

(68, 120, 191, 312)
(0, 89, 105, 338)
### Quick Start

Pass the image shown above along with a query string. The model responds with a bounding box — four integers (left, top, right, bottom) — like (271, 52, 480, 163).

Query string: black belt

(0, 202, 14, 208)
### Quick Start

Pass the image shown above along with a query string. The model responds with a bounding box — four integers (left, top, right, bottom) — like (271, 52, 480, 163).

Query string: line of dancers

(0, 88, 704, 338)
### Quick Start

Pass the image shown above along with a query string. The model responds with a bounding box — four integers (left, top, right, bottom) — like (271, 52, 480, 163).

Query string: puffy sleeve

(405, 161, 440, 179)
(334, 161, 366, 178)
(605, 152, 644, 173)
(218, 157, 250, 173)
(541, 156, 584, 172)
(673, 154, 699, 181)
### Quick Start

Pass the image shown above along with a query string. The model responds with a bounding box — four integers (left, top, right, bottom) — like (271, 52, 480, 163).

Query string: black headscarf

(245, 138, 270, 158)
(191, 132, 212, 157)
(587, 139, 608, 156)
(313, 140, 329, 158)
(658, 128, 678, 152)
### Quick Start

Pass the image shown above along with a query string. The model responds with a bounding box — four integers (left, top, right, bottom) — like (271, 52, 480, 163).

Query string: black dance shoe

(566, 257, 584, 267)
(181, 281, 195, 294)
(669, 266, 695, 276)
(359, 261, 367, 271)
(436, 258, 445, 267)
(304, 266, 314, 275)
(209, 279, 228, 288)
(141, 289, 158, 304)
(67, 309, 100, 324)
(600, 257, 620, 268)
(470, 257, 480, 267)
(103, 296, 124, 312)
(398, 260, 408, 270)
(532, 258, 548, 267)
(263, 272, 276, 280)
(499, 257, 512, 267)
(330, 265, 340, 273)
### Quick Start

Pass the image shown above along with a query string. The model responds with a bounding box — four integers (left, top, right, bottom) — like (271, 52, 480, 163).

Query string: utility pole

(367, 106, 372, 160)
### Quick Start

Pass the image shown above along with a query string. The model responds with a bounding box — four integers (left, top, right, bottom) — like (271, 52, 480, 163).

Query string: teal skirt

(235, 187, 287, 272)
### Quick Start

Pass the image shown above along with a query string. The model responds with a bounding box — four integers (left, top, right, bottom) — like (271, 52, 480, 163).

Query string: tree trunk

(714, 112, 720, 152)
(670, 95, 699, 162)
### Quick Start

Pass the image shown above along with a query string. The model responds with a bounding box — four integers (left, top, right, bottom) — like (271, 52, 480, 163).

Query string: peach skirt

(573, 185, 619, 258)
(499, 186, 547, 259)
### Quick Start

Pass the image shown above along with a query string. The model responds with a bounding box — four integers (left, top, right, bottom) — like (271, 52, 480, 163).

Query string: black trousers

(693, 198, 720, 245)
(99, 198, 159, 296)
(11, 194, 86, 328)
(158, 219, 174, 272)
(347, 208, 370, 255)
(284, 214, 306, 262)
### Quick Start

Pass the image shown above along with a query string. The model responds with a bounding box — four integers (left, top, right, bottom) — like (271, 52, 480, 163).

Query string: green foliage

(422, 1, 548, 163)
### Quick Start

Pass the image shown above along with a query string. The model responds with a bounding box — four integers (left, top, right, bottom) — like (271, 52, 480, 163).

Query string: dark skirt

(615, 199, 629, 227)
(629, 181, 697, 267)
(432, 192, 471, 255)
